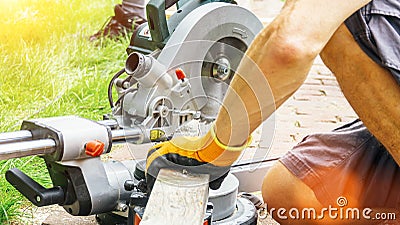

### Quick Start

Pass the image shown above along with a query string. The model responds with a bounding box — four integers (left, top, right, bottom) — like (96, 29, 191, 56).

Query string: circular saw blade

(156, 2, 263, 128)
(200, 37, 248, 121)
(201, 37, 247, 84)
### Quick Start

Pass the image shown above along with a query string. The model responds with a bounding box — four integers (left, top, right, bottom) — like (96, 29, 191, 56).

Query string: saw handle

(146, 0, 195, 43)
(146, 0, 171, 43)
(6, 168, 65, 207)
(145, 0, 237, 44)
(165, 0, 180, 9)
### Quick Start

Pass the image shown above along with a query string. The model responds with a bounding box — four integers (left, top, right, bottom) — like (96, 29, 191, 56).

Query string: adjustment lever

(6, 168, 64, 207)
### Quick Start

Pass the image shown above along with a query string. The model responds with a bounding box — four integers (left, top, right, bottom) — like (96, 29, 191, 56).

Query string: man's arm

(214, 0, 372, 147)
(321, 24, 400, 165)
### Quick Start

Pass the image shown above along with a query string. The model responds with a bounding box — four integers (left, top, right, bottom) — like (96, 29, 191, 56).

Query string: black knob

(136, 179, 147, 193)
(124, 180, 136, 191)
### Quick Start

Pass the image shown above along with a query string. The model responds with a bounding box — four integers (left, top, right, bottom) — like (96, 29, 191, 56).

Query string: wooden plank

(140, 169, 209, 225)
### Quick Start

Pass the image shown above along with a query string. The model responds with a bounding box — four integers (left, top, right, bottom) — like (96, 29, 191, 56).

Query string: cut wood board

(140, 169, 209, 225)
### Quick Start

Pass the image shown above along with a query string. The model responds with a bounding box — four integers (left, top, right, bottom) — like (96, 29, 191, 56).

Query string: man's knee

(261, 162, 384, 225)
(261, 162, 334, 225)
(262, 162, 321, 211)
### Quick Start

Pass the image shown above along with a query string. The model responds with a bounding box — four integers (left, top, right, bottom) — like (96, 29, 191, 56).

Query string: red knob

(175, 68, 186, 80)
(85, 140, 105, 157)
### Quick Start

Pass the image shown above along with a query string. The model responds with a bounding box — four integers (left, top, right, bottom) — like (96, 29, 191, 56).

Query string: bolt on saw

(0, 0, 277, 224)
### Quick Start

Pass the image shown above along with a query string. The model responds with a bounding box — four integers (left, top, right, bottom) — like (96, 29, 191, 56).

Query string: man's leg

(262, 162, 398, 225)
(262, 162, 329, 225)
(321, 23, 400, 165)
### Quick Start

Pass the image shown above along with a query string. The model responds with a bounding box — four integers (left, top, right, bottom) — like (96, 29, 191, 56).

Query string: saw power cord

(114, 86, 138, 106)
(108, 68, 126, 108)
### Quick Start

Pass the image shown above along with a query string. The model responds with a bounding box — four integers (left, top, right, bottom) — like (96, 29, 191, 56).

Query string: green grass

(0, 0, 131, 223)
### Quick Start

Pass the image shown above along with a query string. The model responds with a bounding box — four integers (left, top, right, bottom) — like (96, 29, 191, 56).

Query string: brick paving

(263, 57, 357, 159)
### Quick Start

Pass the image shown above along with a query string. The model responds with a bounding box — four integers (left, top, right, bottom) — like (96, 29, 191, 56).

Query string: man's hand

(145, 129, 250, 193)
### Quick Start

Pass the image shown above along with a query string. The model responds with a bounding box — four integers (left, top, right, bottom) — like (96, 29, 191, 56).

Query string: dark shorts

(345, 0, 400, 84)
(280, 120, 400, 208)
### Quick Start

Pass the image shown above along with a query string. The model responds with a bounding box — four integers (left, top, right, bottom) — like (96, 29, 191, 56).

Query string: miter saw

(0, 0, 276, 224)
